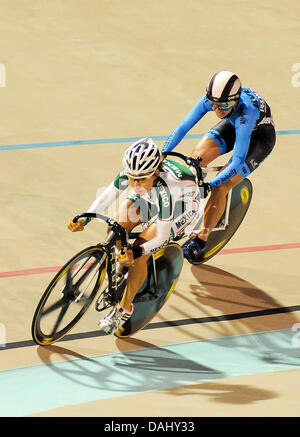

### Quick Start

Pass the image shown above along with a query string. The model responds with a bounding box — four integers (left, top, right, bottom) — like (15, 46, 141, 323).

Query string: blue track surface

(1, 328, 300, 416)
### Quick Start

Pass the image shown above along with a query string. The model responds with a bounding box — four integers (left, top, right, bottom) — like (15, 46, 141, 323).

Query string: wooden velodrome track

(0, 0, 300, 418)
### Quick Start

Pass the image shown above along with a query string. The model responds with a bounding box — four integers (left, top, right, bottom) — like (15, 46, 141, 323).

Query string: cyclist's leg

(198, 123, 276, 241)
(191, 121, 236, 240)
(103, 194, 156, 310)
(244, 124, 276, 173)
(120, 224, 156, 311)
(98, 203, 155, 333)
(200, 172, 243, 240)
(191, 135, 221, 166)
(192, 119, 234, 166)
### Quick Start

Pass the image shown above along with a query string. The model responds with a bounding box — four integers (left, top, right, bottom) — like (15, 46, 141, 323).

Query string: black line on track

(3, 304, 300, 351)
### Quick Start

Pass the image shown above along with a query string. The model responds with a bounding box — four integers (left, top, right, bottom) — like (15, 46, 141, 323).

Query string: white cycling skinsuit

(86, 159, 200, 256)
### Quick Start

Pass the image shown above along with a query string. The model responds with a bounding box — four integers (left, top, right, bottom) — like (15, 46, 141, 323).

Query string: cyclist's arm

(68, 180, 121, 231)
(162, 96, 211, 152)
(142, 219, 172, 256)
(87, 170, 129, 214)
(86, 182, 120, 214)
(208, 110, 259, 188)
(118, 217, 172, 267)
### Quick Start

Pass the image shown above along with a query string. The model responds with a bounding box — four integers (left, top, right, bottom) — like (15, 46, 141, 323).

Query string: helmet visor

(209, 99, 237, 111)
(126, 170, 156, 180)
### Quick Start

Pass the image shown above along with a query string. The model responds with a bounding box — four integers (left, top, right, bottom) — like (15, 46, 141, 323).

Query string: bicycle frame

(73, 212, 130, 302)
(162, 152, 233, 236)
(190, 165, 232, 234)
(73, 212, 158, 308)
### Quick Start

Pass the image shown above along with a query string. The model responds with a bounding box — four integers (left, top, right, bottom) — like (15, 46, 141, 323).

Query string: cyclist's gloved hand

(199, 182, 211, 199)
(68, 218, 87, 232)
(118, 249, 135, 266)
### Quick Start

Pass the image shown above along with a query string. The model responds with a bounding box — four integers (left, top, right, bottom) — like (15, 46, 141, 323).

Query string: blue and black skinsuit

(162, 87, 276, 188)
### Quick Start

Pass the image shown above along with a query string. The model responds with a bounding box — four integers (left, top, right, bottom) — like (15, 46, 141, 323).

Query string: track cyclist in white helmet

(162, 71, 276, 264)
(68, 137, 201, 334)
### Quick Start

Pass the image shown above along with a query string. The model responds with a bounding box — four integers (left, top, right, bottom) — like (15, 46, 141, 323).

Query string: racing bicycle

(31, 152, 252, 345)
(31, 212, 184, 345)
(164, 151, 253, 264)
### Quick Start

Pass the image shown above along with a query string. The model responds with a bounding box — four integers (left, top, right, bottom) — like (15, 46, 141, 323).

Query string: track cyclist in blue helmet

(69, 137, 201, 334)
(162, 71, 276, 264)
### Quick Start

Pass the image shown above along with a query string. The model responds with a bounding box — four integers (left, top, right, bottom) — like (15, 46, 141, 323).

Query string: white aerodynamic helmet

(122, 137, 162, 178)
(206, 71, 242, 103)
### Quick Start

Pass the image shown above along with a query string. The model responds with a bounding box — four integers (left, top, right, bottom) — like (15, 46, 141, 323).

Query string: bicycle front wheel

(32, 246, 108, 345)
